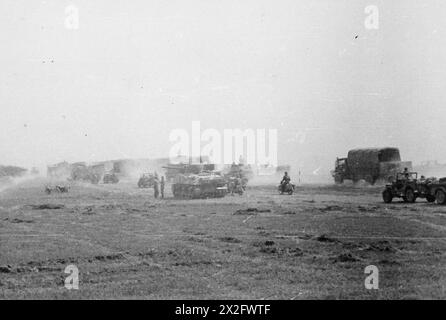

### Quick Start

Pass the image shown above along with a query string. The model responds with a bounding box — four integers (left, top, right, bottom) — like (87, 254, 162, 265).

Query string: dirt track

(0, 179, 445, 299)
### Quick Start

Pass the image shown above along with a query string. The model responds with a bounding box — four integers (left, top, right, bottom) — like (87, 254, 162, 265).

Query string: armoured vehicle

(382, 172, 435, 203)
(137, 173, 156, 188)
(163, 163, 216, 182)
(332, 147, 412, 184)
(171, 172, 227, 199)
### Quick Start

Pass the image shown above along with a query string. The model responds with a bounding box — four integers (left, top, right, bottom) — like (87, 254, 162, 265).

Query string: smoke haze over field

(1, 0, 446, 177)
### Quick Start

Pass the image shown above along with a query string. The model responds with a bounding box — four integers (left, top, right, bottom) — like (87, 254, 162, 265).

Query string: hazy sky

(1, 0, 445, 174)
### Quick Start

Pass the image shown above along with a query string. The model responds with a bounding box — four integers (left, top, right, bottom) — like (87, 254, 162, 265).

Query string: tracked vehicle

(171, 172, 227, 199)
(163, 163, 216, 182)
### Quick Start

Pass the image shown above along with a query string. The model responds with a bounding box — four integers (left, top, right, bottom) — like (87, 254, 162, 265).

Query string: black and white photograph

(0, 0, 445, 306)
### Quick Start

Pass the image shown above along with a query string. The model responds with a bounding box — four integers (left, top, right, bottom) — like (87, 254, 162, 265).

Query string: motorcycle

(278, 182, 295, 195)
(228, 178, 244, 195)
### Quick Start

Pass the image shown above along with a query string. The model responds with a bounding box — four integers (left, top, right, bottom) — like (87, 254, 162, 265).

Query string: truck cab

(332, 158, 348, 183)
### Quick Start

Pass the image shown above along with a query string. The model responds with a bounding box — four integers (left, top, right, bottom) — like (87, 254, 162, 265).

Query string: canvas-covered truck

(332, 147, 412, 184)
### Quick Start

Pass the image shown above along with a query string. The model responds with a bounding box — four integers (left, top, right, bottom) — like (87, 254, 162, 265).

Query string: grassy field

(0, 179, 445, 299)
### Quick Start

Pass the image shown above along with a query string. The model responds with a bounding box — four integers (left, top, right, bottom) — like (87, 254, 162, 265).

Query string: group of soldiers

(152, 172, 165, 199)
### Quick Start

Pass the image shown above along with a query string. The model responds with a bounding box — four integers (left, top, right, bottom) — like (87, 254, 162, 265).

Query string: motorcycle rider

(235, 174, 243, 195)
(280, 172, 291, 193)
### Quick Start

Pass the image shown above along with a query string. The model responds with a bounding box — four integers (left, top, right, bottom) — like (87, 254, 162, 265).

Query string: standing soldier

(153, 176, 160, 199)
(160, 176, 165, 199)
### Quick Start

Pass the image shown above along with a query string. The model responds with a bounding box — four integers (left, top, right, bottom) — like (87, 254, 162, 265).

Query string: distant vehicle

(70, 163, 101, 184)
(137, 173, 155, 188)
(47, 162, 71, 178)
(332, 147, 412, 185)
(278, 181, 295, 195)
(382, 172, 435, 203)
(103, 172, 119, 184)
(0, 165, 27, 178)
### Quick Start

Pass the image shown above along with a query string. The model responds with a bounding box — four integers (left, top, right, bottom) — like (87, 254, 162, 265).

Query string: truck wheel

(382, 189, 393, 203)
(405, 188, 416, 203)
(436, 189, 446, 205)
(426, 195, 436, 203)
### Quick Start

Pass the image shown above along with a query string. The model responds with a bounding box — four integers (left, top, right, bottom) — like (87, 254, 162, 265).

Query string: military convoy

(332, 148, 412, 185)
(43, 151, 446, 205)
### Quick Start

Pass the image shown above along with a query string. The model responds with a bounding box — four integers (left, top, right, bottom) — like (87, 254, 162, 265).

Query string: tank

(163, 163, 216, 182)
(171, 172, 228, 199)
